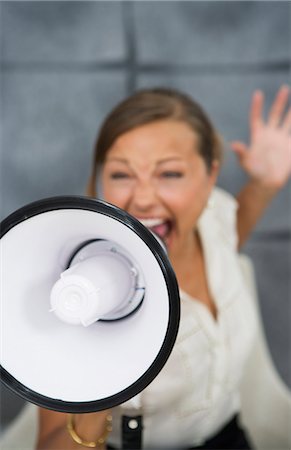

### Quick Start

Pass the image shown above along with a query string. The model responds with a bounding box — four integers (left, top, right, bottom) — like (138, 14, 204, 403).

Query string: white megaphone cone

(0, 196, 180, 413)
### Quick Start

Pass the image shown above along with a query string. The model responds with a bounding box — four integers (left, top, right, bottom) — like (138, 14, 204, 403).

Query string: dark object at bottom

(190, 415, 252, 449)
(107, 414, 252, 449)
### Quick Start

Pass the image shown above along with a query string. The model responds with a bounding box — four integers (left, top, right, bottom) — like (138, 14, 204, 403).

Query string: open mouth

(138, 218, 173, 243)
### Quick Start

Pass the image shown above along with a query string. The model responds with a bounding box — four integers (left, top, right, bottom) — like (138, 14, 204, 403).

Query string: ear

(96, 166, 104, 200)
(209, 159, 220, 187)
(85, 174, 97, 197)
(86, 166, 103, 199)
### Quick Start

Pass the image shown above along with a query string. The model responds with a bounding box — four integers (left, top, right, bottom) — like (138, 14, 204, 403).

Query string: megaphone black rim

(0, 196, 180, 413)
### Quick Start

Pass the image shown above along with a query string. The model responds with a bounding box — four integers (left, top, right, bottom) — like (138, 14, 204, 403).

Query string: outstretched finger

(268, 85, 290, 127)
(250, 90, 264, 135)
(282, 108, 291, 132)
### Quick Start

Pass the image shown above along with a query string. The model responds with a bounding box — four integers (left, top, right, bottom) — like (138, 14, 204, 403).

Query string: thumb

(230, 141, 248, 161)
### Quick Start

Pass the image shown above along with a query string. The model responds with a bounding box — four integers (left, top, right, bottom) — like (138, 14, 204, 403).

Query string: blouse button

(128, 419, 139, 430)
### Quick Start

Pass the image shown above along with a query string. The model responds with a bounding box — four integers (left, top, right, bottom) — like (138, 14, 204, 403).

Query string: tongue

(150, 222, 170, 240)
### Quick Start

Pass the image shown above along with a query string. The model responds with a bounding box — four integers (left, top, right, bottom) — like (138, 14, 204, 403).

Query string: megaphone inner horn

(50, 239, 145, 326)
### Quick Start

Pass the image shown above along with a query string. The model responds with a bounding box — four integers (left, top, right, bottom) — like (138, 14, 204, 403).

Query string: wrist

(67, 411, 112, 448)
(246, 177, 281, 198)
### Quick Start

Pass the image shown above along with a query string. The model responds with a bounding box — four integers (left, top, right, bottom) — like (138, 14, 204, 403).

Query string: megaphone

(0, 196, 180, 413)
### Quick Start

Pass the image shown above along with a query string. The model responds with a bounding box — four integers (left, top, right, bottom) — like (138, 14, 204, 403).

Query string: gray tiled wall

(1, 70, 128, 212)
(2, 2, 126, 63)
(134, 2, 290, 65)
(1, 0, 290, 430)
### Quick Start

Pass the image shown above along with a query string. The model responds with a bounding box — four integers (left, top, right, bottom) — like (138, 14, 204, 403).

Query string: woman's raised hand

(231, 85, 291, 190)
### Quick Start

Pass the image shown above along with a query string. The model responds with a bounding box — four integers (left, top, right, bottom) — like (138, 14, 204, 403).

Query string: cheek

(159, 180, 210, 220)
(102, 183, 131, 207)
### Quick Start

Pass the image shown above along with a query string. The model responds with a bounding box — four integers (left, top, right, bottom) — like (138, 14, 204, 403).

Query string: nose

(131, 180, 157, 212)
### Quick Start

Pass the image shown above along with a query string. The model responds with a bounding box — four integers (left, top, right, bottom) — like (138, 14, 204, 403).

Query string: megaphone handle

(121, 415, 143, 449)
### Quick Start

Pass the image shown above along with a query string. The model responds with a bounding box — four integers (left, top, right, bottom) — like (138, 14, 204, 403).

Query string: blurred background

(0, 0, 290, 432)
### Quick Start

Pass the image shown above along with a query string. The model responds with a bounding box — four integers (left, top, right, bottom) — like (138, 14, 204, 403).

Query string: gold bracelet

(67, 413, 113, 448)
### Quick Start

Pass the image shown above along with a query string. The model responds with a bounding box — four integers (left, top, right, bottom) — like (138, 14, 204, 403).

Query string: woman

(37, 85, 291, 449)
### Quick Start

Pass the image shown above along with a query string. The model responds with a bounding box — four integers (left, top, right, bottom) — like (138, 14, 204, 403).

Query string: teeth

(138, 218, 165, 228)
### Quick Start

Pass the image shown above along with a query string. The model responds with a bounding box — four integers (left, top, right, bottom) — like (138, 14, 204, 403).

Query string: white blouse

(108, 187, 257, 449)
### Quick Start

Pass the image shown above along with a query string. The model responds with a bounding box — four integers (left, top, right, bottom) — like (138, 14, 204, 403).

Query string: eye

(110, 172, 131, 180)
(160, 171, 183, 179)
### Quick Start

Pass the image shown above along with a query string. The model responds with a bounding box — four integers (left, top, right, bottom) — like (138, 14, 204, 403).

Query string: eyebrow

(157, 157, 183, 165)
(105, 158, 129, 164)
(105, 157, 183, 165)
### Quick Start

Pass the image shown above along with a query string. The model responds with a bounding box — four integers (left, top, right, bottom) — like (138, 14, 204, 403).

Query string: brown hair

(87, 87, 223, 196)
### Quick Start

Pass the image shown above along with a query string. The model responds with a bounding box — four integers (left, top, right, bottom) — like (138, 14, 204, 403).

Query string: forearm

(236, 179, 279, 248)
(37, 409, 111, 450)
